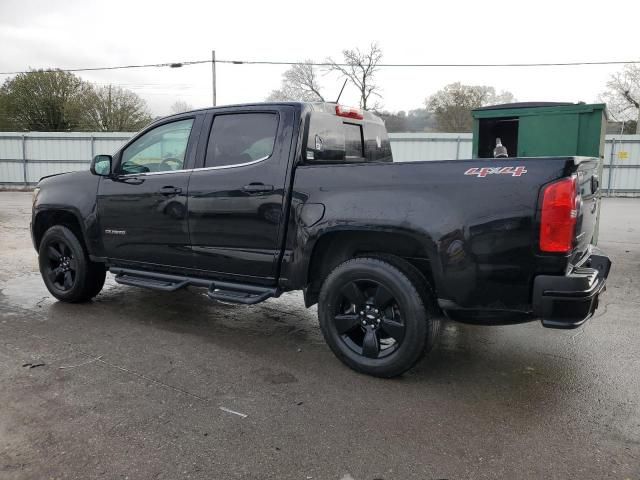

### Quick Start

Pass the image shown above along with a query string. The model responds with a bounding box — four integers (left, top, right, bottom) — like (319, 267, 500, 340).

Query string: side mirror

(90, 155, 112, 176)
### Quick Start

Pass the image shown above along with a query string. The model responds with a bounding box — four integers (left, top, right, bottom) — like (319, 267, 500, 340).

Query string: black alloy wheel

(38, 225, 106, 303)
(333, 279, 405, 359)
(318, 257, 437, 378)
(44, 240, 77, 291)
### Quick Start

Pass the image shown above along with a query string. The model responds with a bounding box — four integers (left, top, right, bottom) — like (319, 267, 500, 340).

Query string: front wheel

(318, 257, 436, 378)
(38, 225, 106, 303)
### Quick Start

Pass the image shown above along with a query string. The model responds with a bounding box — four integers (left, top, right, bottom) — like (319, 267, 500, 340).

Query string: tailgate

(572, 158, 601, 265)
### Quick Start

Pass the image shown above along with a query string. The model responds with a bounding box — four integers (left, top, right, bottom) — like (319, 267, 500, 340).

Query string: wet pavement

(0, 191, 638, 480)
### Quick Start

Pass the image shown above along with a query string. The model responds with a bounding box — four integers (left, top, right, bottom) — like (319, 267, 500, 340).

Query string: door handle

(117, 176, 144, 185)
(242, 183, 274, 193)
(160, 186, 182, 195)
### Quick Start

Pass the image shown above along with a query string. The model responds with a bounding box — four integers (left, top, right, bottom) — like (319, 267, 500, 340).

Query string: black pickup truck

(31, 102, 611, 377)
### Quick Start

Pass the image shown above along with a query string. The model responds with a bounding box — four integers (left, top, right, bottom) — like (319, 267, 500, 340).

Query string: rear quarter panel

(283, 157, 572, 312)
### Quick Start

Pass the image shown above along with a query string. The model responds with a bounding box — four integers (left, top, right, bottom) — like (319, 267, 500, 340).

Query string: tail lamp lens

(539, 176, 578, 253)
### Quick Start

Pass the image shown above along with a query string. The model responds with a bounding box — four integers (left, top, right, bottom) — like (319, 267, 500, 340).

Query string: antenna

(335, 79, 348, 104)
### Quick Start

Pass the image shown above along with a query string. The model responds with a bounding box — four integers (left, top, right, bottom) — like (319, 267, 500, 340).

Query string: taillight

(539, 176, 578, 253)
(335, 104, 364, 120)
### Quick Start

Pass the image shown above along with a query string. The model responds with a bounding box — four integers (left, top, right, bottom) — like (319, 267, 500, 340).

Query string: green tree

(378, 108, 437, 133)
(83, 85, 152, 131)
(0, 90, 16, 130)
(378, 110, 408, 132)
(426, 82, 515, 132)
(0, 69, 91, 131)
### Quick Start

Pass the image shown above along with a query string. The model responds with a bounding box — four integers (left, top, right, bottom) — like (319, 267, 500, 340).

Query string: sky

(0, 0, 638, 117)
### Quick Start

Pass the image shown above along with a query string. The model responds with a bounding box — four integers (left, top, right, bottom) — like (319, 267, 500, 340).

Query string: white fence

(0, 132, 131, 186)
(0, 131, 639, 195)
(389, 133, 473, 161)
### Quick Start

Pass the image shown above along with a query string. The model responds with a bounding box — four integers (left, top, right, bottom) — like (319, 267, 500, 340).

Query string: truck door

(187, 106, 295, 282)
(97, 115, 203, 269)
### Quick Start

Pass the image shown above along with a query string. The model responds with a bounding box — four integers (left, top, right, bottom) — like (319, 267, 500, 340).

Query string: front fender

(32, 171, 103, 256)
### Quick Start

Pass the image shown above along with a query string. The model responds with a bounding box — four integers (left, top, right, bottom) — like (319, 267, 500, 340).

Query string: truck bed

(284, 156, 601, 318)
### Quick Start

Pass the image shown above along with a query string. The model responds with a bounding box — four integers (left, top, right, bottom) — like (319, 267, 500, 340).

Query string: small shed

(471, 102, 607, 159)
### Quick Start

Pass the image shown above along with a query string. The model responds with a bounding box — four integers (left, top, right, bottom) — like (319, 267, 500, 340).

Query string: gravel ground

(0, 191, 638, 480)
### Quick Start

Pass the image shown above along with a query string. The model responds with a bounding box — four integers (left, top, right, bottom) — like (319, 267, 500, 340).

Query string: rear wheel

(38, 225, 106, 303)
(318, 257, 436, 377)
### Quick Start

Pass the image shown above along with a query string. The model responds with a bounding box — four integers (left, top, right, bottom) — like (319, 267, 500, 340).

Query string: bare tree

(267, 61, 325, 102)
(169, 100, 194, 115)
(600, 65, 640, 134)
(82, 85, 152, 132)
(328, 43, 383, 110)
(426, 82, 516, 132)
(486, 89, 515, 106)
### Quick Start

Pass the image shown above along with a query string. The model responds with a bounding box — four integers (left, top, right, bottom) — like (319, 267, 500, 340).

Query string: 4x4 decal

(464, 166, 527, 178)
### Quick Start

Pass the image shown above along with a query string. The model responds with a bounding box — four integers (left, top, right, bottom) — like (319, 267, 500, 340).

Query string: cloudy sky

(1, 0, 638, 116)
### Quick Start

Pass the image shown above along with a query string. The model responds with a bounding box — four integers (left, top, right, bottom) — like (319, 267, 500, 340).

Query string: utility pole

(212, 50, 217, 107)
(108, 84, 112, 131)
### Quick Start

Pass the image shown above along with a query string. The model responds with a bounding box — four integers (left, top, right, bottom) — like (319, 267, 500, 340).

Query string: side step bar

(114, 273, 188, 292)
(207, 285, 276, 305)
(110, 267, 279, 305)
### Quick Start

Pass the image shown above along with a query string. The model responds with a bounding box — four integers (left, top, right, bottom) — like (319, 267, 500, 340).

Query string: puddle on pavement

(0, 273, 54, 310)
(0, 273, 118, 312)
(0, 272, 323, 342)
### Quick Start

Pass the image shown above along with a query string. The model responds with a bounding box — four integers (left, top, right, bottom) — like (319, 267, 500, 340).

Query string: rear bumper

(532, 251, 611, 329)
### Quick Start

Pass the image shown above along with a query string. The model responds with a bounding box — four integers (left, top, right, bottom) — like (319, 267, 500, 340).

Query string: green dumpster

(472, 102, 607, 159)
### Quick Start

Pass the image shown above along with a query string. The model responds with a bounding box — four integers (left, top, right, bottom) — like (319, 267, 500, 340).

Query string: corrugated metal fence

(1, 131, 638, 195)
(0, 132, 130, 186)
(603, 135, 640, 195)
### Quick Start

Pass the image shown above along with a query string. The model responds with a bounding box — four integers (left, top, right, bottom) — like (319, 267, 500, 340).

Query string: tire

(368, 254, 442, 349)
(318, 257, 436, 378)
(38, 225, 106, 303)
(86, 264, 107, 299)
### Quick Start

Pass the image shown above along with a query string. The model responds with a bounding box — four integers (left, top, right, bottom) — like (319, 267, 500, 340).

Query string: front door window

(120, 119, 194, 174)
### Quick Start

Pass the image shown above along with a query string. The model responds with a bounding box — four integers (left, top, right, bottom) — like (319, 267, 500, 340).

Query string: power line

(215, 59, 640, 68)
(1, 58, 640, 75)
(0, 61, 208, 75)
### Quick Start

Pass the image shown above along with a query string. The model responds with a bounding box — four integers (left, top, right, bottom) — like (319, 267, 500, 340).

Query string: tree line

(268, 43, 640, 134)
(1, 46, 638, 134)
(265, 43, 514, 132)
(0, 70, 159, 132)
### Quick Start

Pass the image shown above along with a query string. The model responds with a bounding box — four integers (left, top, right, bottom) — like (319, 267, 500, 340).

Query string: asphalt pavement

(0, 192, 638, 479)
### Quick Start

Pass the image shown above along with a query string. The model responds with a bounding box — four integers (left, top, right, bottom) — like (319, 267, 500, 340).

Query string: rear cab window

(305, 110, 392, 164)
(344, 123, 364, 160)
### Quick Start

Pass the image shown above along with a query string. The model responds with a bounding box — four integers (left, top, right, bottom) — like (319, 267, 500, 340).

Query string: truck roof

(162, 102, 384, 125)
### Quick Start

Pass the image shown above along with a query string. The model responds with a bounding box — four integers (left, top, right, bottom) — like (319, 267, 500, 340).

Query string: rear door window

(205, 113, 278, 168)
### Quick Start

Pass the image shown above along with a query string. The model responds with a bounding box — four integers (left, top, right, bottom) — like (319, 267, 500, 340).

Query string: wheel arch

(33, 208, 90, 254)
(303, 229, 437, 307)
